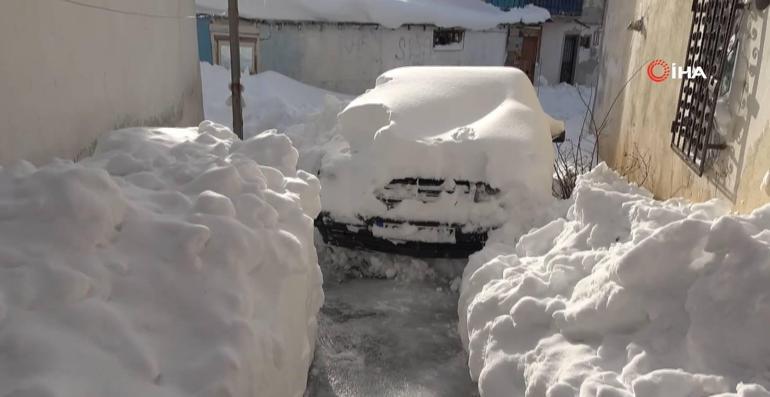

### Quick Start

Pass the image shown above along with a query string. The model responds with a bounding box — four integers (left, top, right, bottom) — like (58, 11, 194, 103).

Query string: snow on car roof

(340, 66, 562, 149)
(336, 67, 561, 186)
(196, 0, 550, 30)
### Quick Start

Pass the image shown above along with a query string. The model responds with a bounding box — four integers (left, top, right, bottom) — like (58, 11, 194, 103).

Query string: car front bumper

(315, 212, 493, 259)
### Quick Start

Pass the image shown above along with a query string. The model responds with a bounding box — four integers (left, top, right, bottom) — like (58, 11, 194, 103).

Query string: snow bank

(0, 122, 323, 397)
(200, 62, 352, 139)
(459, 163, 770, 397)
(196, 0, 550, 30)
(321, 67, 562, 234)
(538, 83, 594, 147)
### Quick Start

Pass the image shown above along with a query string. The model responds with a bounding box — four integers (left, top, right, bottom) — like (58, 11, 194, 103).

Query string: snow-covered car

(316, 67, 565, 258)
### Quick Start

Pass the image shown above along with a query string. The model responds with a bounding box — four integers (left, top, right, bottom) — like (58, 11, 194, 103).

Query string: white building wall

(257, 23, 508, 94)
(538, 20, 600, 86)
(0, 0, 203, 165)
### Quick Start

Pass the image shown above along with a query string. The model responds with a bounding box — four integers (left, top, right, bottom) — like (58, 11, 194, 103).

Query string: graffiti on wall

(394, 35, 434, 65)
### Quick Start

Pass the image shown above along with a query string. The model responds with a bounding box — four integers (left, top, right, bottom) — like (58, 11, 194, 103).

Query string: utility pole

(228, 0, 244, 139)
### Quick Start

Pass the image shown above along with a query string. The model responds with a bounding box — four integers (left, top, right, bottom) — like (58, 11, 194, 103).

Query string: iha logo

(646, 59, 706, 83)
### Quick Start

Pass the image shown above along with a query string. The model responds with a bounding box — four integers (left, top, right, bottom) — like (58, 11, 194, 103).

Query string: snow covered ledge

(459, 164, 770, 397)
(0, 122, 323, 397)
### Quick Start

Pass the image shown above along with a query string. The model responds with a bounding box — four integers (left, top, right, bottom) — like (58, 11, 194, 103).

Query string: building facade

(594, 0, 770, 212)
(0, 0, 204, 165)
(491, 0, 606, 85)
(197, 16, 514, 95)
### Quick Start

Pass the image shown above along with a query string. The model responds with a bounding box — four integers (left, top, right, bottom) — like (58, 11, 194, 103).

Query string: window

(580, 35, 591, 49)
(719, 31, 741, 97)
(433, 29, 465, 51)
(214, 36, 258, 74)
(670, 0, 744, 176)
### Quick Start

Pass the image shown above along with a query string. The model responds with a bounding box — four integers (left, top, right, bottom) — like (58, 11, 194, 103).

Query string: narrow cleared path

(306, 277, 477, 397)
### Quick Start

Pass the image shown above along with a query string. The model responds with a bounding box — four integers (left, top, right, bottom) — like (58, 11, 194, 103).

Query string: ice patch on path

(307, 278, 478, 397)
(0, 121, 323, 397)
(459, 163, 770, 397)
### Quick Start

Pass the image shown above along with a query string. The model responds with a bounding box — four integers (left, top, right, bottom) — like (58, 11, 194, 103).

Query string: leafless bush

(552, 87, 600, 199)
(552, 60, 653, 199)
(619, 143, 652, 187)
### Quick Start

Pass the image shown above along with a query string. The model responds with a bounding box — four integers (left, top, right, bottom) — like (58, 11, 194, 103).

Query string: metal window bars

(670, 0, 744, 176)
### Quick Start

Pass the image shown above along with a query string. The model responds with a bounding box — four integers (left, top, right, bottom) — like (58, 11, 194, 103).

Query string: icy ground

(305, 247, 477, 397)
(306, 279, 477, 397)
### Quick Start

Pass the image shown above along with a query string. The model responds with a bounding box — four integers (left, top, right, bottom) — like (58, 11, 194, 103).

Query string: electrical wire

(55, 0, 198, 20)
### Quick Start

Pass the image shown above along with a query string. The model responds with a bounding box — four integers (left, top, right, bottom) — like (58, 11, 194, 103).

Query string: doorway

(559, 34, 579, 84)
(505, 27, 542, 82)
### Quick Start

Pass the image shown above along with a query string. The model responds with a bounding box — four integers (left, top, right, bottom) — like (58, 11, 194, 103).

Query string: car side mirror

(552, 130, 566, 143)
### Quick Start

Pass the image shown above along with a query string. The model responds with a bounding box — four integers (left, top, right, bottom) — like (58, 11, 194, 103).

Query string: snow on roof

(196, 0, 550, 30)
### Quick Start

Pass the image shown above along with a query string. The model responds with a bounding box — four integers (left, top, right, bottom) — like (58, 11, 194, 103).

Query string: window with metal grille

(670, 0, 744, 176)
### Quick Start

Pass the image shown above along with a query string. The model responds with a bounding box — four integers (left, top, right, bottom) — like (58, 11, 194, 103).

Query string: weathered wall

(256, 23, 508, 94)
(539, 19, 601, 86)
(594, 0, 770, 212)
(582, 0, 606, 25)
(0, 0, 203, 165)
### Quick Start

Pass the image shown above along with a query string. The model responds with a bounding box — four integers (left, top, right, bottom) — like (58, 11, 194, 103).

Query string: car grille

(374, 178, 500, 209)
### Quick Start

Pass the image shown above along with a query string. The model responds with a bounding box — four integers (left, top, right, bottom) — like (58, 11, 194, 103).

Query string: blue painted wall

(197, 15, 213, 63)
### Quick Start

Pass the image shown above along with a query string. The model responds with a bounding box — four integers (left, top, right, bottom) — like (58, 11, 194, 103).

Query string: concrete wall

(594, 0, 770, 212)
(0, 0, 203, 166)
(255, 23, 508, 94)
(582, 0, 606, 25)
(539, 19, 601, 86)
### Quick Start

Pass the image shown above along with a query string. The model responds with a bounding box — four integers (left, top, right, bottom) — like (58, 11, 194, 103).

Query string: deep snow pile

(0, 122, 323, 397)
(196, 0, 550, 30)
(320, 67, 563, 234)
(538, 83, 594, 148)
(280, 96, 350, 175)
(459, 163, 770, 397)
(200, 62, 352, 139)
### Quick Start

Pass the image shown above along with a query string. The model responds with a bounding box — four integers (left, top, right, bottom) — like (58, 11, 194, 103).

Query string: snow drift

(320, 67, 563, 235)
(537, 83, 594, 148)
(200, 62, 352, 139)
(196, 0, 550, 30)
(0, 122, 323, 397)
(459, 163, 770, 397)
